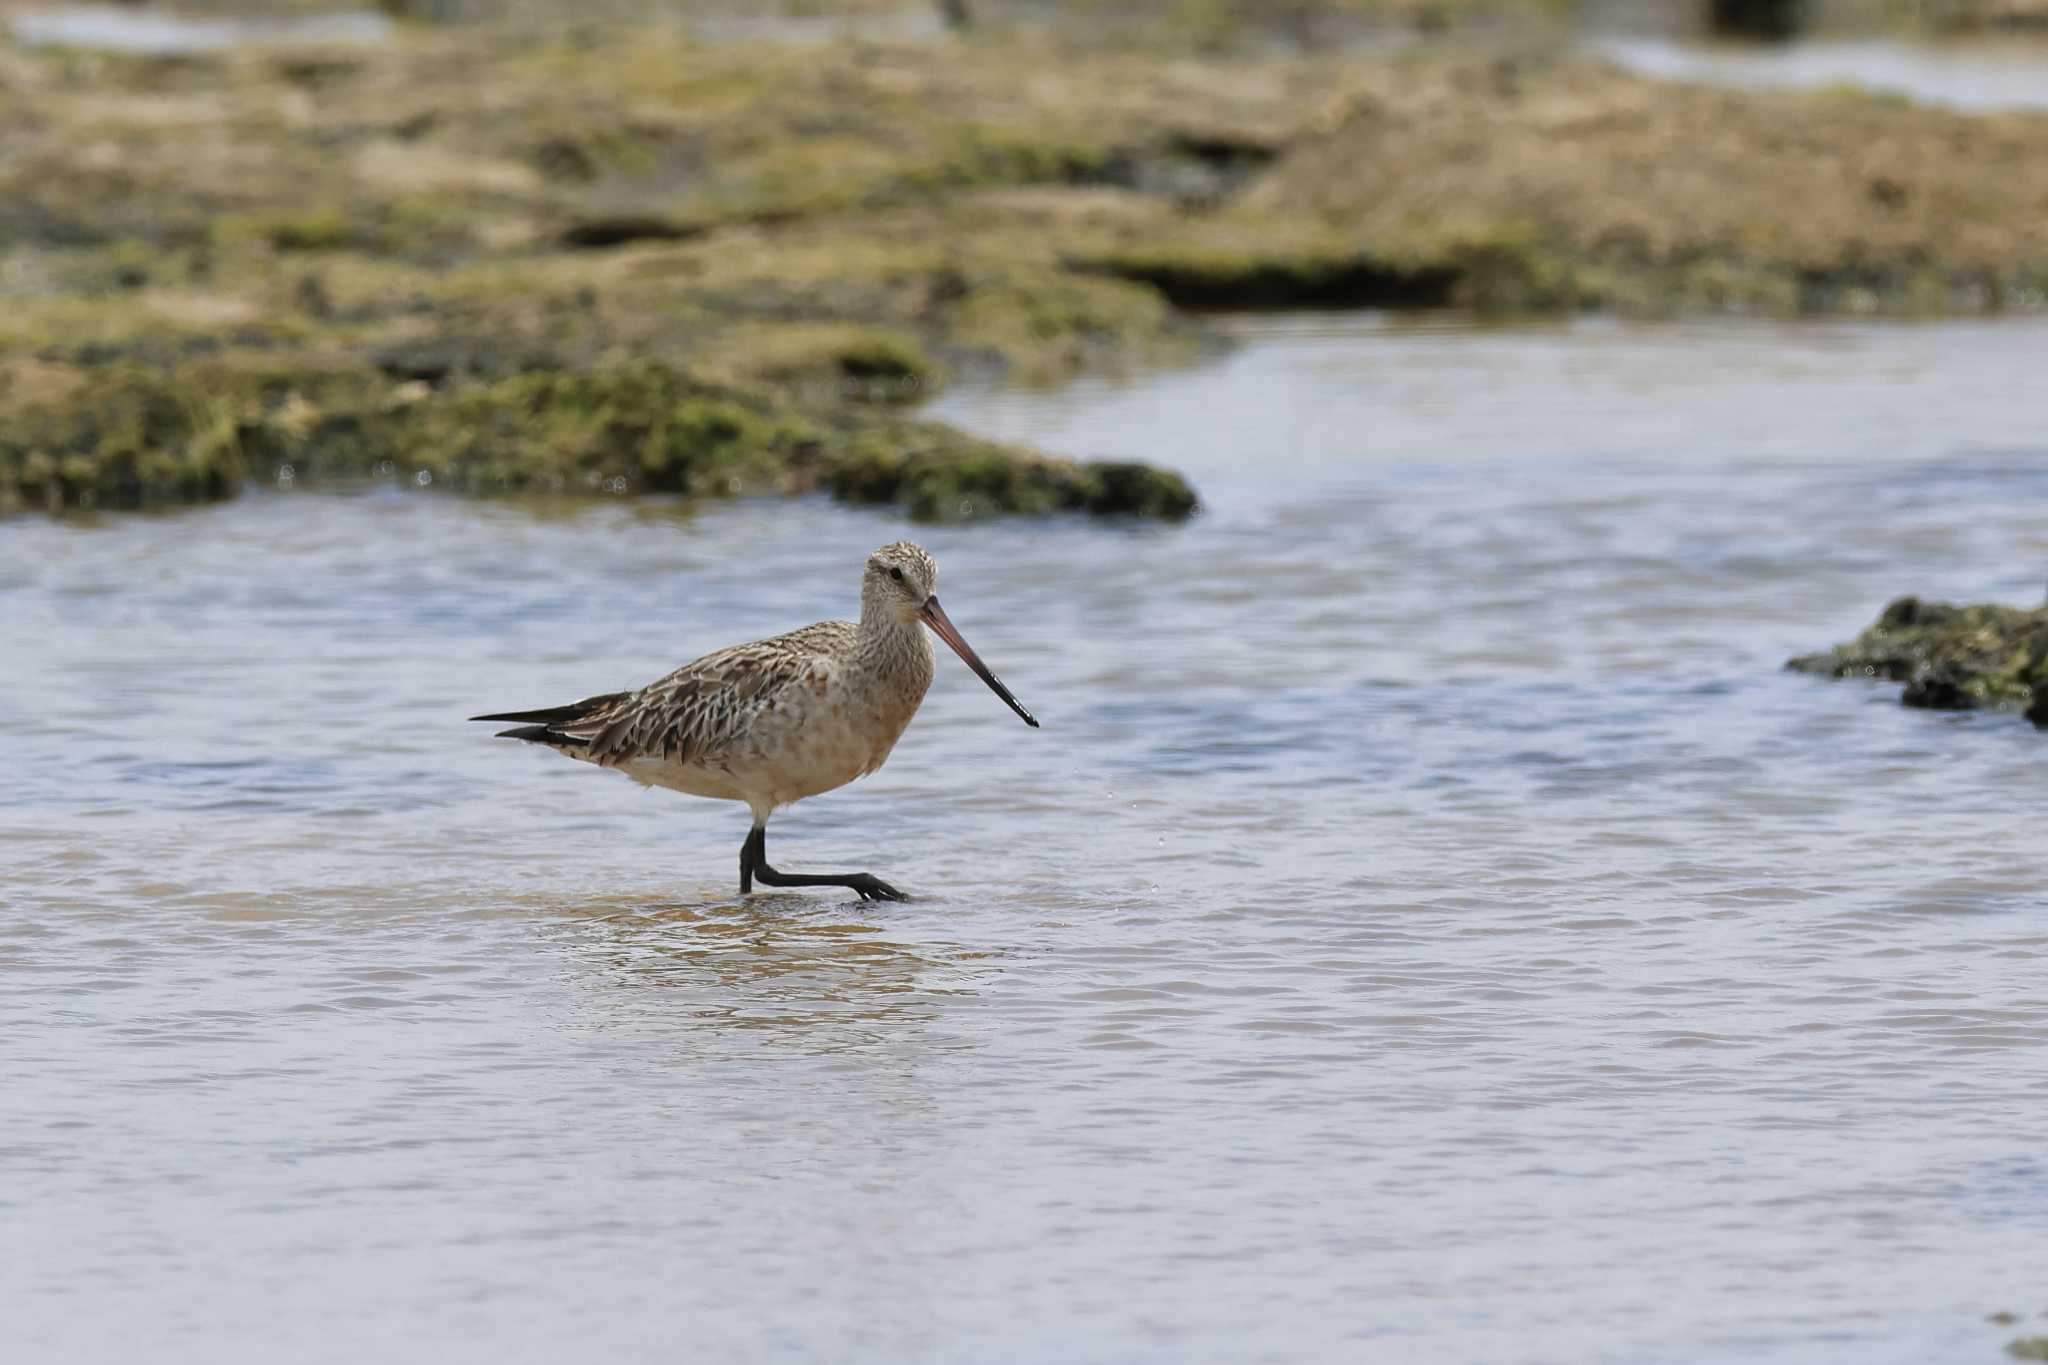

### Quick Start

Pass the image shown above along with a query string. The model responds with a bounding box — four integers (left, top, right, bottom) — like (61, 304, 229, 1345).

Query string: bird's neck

(854, 602, 933, 683)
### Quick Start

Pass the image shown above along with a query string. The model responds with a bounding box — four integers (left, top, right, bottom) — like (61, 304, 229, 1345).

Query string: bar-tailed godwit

(471, 541, 1038, 901)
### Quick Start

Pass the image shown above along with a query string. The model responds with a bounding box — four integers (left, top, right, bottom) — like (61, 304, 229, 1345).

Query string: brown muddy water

(6, 315, 2048, 1363)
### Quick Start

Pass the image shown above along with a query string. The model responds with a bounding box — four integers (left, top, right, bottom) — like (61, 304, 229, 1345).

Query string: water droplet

(413, 470, 432, 487)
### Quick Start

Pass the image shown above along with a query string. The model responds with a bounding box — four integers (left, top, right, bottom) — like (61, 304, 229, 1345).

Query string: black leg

(742, 824, 906, 902)
(739, 826, 761, 894)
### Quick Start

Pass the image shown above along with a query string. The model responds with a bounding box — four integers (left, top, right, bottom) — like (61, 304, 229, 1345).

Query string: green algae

(0, 369, 247, 513)
(369, 366, 819, 496)
(826, 420, 1197, 522)
(710, 325, 942, 404)
(0, 357, 1197, 523)
(1787, 596, 2048, 726)
(250, 212, 361, 253)
(0, 361, 818, 512)
(943, 267, 1186, 379)
(1077, 460, 1201, 519)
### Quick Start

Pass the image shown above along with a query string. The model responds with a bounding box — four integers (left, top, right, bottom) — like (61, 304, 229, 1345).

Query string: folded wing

(471, 633, 828, 769)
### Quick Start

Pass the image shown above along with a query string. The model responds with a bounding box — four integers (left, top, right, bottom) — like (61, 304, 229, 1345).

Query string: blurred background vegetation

(3, 0, 2046, 516)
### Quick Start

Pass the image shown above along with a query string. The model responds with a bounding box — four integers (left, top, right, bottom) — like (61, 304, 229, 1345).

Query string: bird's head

(864, 541, 939, 624)
(860, 540, 1037, 728)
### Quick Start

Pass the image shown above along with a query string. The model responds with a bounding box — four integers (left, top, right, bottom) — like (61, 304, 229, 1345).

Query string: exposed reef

(0, 361, 1193, 520)
(8, 16, 2048, 518)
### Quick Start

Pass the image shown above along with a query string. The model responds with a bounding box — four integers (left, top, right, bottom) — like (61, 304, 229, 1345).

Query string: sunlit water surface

(6, 316, 2048, 1364)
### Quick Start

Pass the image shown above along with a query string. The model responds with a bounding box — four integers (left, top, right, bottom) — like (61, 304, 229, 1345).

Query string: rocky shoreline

(5, 13, 2048, 518)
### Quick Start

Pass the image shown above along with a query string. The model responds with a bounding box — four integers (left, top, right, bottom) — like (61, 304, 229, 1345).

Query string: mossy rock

(944, 268, 1185, 380)
(898, 445, 1077, 521)
(1071, 222, 1590, 314)
(0, 360, 832, 508)
(0, 369, 249, 513)
(1071, 241, 1458, 310)
(1078, 460, 1199, 519)
(709, 325, 942, 405)
(823, 418, 1197, 522)
(1443, 225, 1590, 313)
(214, 212, 366, 254)
(1710, 0, 1809, 38)
(826, 432, 912, 506)
(834, 332, 935, 389)
(1, 357, 1200, 523)
(896, 125, 1118, 197)
(381, 363, 827, 496)
(1788, 595, 2048, 725)
(825, 421, 1078, 521)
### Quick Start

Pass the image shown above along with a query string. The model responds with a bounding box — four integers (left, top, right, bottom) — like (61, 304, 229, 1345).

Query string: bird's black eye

(889, 566, 904, 583)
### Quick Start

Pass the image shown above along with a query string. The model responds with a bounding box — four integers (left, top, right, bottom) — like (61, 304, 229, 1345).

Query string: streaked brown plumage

(472, 541, 1038, 901)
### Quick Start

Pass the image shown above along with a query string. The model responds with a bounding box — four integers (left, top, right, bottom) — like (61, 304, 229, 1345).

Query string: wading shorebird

(470, 542, 1038, 901)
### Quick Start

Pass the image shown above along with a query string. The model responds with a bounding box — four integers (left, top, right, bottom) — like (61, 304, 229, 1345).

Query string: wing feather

(550, 624, 847, 768)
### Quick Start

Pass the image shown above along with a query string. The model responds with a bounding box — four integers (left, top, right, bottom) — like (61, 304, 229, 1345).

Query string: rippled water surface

(7, 316, 2048, 1364)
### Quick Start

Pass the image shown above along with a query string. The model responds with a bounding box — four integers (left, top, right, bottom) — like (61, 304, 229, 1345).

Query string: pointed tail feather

(470, 691, 629, 747)
(469, 692, 628, 724)
(493, 723, 567, 744)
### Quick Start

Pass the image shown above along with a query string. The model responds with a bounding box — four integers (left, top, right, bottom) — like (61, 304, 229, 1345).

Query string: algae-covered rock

(0, 356, 1195, 522)
(1078, 461, 1199, 519)
(825, 418, 1198, 523)
(1933, 0, 2048, 31)
(1710, 0, 1809, 39)
(1787, 595, 2048, 727)
(1235, 51, 2048, 317)
(0, 368, 248, 513)
(19, 10, 2048, 526)
(382, 363, 827, 497)
(1072, 239, 1459, 310)
(699, 324, 941, 405)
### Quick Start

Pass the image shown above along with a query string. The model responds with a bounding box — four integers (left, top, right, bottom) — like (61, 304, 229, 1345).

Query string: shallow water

(5, 4, 392, 53)
(1590, 34, 2048, 112)
(7, 315, 2048, 1363)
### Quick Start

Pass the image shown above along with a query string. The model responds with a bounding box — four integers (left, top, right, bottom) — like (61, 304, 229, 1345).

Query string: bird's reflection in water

(548, 894, 991, 1050)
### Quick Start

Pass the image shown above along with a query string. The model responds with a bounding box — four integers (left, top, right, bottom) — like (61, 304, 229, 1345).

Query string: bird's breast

(855, 672, 928, 774)
(730, 663, 929, 805)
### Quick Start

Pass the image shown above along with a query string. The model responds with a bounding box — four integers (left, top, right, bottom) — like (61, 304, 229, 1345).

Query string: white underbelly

(615, 756, 753, 803)
(612, 727, 900, 809)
